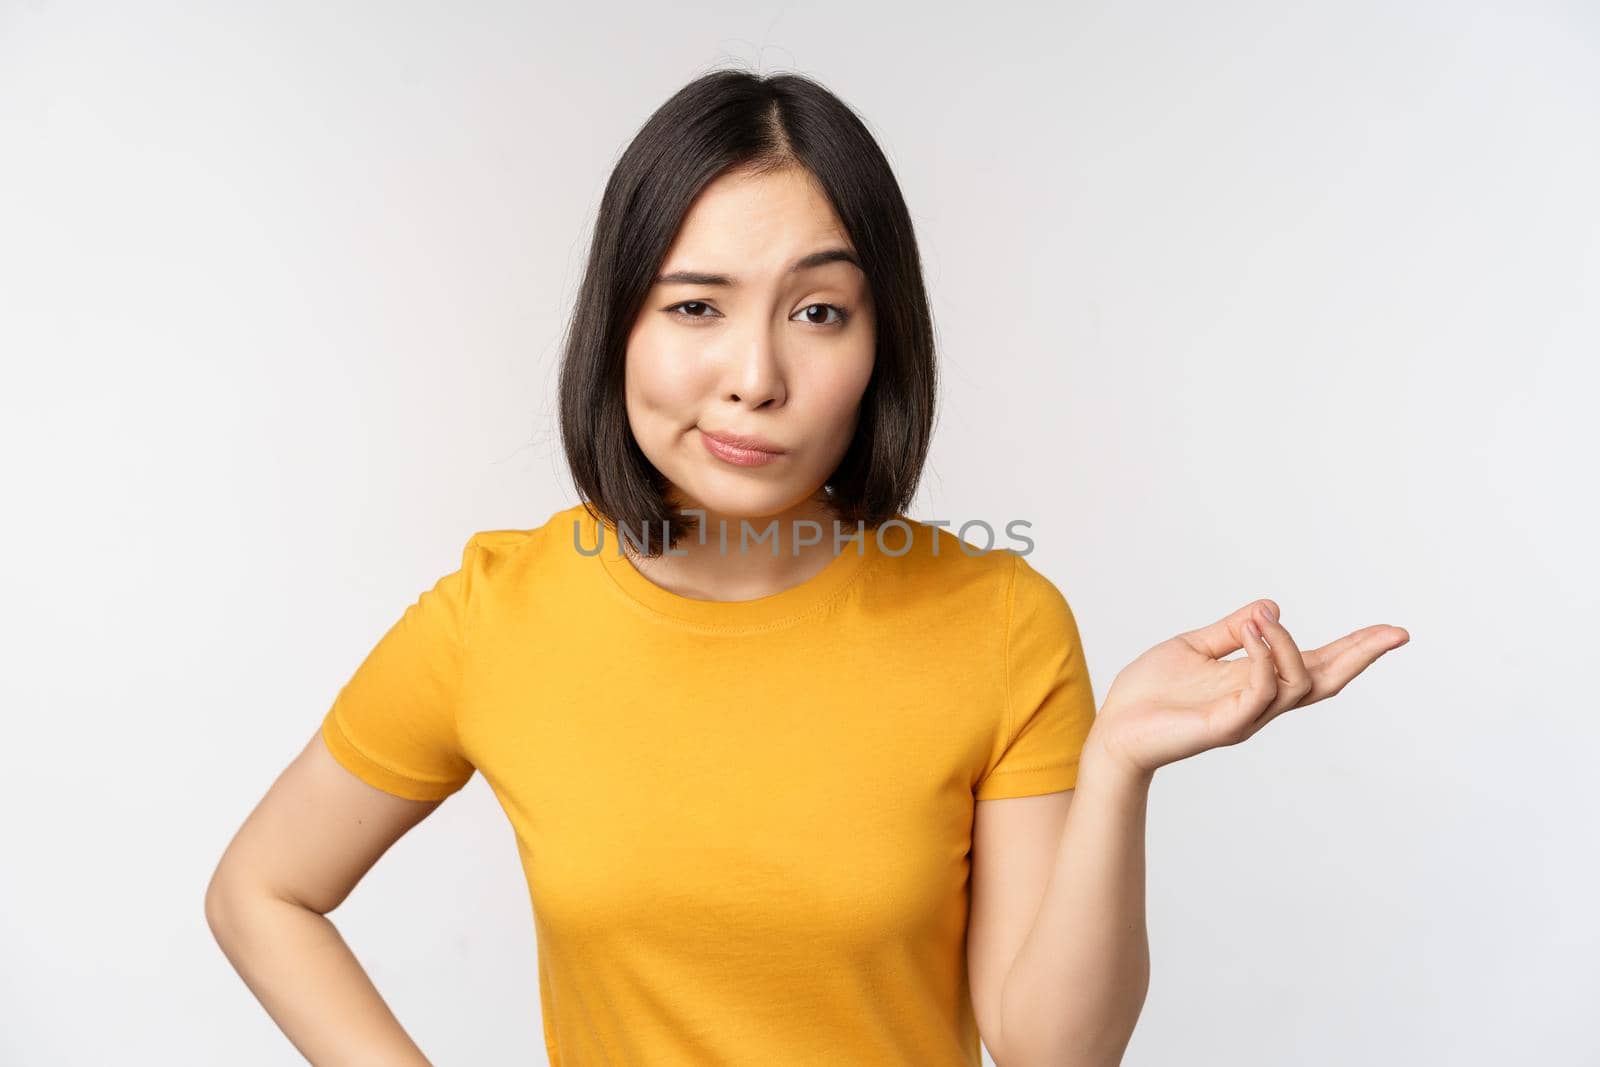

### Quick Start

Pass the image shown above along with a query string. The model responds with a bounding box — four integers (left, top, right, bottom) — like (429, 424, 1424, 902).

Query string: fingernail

(1259, 602, 1277, 622)
(1246, 619, 1262, 641)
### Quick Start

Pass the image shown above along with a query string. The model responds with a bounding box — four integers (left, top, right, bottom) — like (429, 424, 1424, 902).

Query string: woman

(205, 68, 1409, 1066)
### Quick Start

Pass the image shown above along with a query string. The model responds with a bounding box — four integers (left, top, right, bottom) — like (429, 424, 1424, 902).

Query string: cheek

(804, 347, 875, 439)
(625, 329, 710, 423)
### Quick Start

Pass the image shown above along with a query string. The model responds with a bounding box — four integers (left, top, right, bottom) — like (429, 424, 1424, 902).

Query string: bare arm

(995, 599, 1408, 1064)
(997, 740, 1152, 1067)
(968, 788, 1077, 1067)
(204, 730, 450, 1066)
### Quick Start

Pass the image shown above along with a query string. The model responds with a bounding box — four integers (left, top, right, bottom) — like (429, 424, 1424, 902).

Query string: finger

(1251, 603, 1313, 720)
(1208, 617, 1278, 745)
(1301, 624, 1410, 674)
(1299, 627, 1414, 700)
(1184, 598, 1281, 660)
(1301, 624, 1411, 701)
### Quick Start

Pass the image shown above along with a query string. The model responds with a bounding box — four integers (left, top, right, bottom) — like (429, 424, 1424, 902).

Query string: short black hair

(558, 66, 938, 556)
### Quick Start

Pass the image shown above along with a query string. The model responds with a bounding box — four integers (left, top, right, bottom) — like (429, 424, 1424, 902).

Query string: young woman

(205, 68, 1409, 1066)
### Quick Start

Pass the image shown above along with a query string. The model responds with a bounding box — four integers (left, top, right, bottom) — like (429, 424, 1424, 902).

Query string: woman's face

(624, 164, 876, 524)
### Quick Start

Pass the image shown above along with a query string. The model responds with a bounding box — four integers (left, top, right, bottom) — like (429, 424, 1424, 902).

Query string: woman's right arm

(204, 729, 449, 1066)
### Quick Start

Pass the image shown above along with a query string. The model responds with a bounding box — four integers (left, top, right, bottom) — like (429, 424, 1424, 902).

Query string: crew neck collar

(577, 505, 879, 630)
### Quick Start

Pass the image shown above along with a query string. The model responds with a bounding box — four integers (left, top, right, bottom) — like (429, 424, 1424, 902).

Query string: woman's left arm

(998, 599, 1410, 1067)
(996, 739, 1152, 1067)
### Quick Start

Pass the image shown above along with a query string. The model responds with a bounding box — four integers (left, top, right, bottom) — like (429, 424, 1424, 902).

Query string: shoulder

(458, 501, 595, 590)
(1003, 549, 1086, 672)
(859, 515, 1023, 616)
(1008, 549, 1072, 617)
(883, 518, 1080, 635)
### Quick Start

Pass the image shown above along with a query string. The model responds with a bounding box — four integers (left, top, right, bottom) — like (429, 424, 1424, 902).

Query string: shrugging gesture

(1089, 598, 1411, 778)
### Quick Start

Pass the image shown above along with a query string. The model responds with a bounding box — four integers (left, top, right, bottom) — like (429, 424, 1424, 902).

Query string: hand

(1086, 599, 1410, 778)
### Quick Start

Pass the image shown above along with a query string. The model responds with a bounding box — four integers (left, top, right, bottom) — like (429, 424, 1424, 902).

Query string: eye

(793, 303, 851, 327)
(664, 300, 722, 323)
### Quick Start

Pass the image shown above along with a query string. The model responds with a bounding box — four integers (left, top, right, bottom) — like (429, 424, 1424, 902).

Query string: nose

(719, 320, 786, 409)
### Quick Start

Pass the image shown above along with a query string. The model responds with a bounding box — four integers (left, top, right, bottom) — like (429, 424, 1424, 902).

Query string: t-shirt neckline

(582, 505, 878, 630)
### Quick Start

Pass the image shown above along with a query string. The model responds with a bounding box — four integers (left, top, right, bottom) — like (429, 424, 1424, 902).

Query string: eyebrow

(653, 247, 862, 287)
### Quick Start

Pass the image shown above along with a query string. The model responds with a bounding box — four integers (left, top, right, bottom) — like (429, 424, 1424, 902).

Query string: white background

(2, 1, 1595, 1063)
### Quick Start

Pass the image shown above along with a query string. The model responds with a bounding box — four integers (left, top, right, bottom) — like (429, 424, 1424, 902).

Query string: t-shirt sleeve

(318, 535, 481, 802)
(974, 553, 1098, 800)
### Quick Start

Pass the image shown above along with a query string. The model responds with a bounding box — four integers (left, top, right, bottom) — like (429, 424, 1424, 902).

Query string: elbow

(205, 860, 330, 949)
(204, 864, 238, 941)
(1001, 1040, 1135, 1067)
(1000, 988, 1149, 1067)
(996, 1047, 1123, 1067)
(205, 858, 267, 943)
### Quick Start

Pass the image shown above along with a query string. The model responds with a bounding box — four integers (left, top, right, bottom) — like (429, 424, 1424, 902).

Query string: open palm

(1090, 598, 1411, 777)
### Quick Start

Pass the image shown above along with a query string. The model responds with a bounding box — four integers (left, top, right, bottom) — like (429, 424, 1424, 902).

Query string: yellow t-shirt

(320, 501, 1097, 1065)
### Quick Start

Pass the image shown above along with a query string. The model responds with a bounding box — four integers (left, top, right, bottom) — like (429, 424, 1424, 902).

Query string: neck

(623, 490, 848, 603)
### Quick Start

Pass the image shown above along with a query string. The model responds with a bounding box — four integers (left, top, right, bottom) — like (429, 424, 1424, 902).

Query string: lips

(698, 427, 787, 455)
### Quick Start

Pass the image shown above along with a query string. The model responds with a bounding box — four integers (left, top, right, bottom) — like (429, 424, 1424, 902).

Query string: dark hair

(558, 66, 938, 556)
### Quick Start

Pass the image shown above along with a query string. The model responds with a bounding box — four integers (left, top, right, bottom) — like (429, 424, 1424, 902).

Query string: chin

(666, 473, 813, 523)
